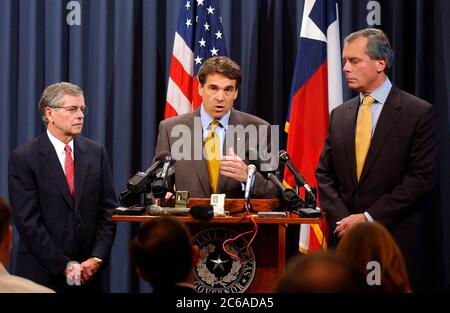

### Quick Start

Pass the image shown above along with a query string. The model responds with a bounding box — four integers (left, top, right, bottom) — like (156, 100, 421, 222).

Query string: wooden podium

(113, 198, 321, 293)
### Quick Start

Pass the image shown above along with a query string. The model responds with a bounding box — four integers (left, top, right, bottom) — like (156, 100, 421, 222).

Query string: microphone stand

(229, 201, 257, 216)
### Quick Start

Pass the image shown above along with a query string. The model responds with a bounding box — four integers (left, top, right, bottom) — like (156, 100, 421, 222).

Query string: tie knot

(362, 95, 375, 107)
(210, 120, 220, 132)
(64, 144, 72, 154)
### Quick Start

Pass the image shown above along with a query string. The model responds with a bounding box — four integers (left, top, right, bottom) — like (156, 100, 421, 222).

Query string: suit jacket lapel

(358, 87, 401, 184)
(39, 133, 74, 209)
(74, 137, 89, 212)
(342, 98, 360, 188)
(190, 109, 212, 195)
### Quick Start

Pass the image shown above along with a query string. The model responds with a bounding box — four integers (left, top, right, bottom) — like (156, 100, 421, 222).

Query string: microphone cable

(222, 201, 258, 263)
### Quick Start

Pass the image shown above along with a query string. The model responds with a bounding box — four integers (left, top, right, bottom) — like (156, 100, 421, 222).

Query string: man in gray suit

(155, 56, 279, 198)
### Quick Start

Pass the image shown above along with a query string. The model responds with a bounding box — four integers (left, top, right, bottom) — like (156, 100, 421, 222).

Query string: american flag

(165, 0, 228, 118)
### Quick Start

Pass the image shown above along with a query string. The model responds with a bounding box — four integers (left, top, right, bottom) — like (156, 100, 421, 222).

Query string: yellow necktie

(355, 95, 375, 181)
(204, 121, 220, 193)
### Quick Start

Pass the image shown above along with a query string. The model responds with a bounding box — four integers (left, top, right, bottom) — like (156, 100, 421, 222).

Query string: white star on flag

(194, 56, 203, 64)
(198, 38, 206, 47)
(204, 22, 210, 31)
(186, 19, 192, 27)
(215, 30, 222, 39)
(207, 5, 215, 14)
(197, 0, 204, 6)
(210, 47, 219, 56)
(185, 1, 191, 10)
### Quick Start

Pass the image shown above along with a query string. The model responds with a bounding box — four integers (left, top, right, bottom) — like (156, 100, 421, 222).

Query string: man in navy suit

(8, 82, 117, 292)
(316, 28, 437, 290)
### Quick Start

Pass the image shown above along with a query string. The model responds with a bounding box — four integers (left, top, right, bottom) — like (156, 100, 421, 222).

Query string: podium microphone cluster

(127, 151, 171, 193)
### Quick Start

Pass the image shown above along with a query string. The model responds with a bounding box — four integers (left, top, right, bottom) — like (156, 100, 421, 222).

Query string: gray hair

(38, 82, 83, 126)
(344, 28, 394, 74)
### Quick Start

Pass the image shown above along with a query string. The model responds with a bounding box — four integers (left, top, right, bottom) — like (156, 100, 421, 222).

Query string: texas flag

(284, 0, 343, 252)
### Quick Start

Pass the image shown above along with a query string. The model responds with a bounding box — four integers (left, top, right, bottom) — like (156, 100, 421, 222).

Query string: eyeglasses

(53, 105, 88, 116)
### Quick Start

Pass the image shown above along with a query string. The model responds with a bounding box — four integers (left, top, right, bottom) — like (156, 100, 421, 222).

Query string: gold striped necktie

(355, 95, 375, 181)
(204, 120, 221, 193)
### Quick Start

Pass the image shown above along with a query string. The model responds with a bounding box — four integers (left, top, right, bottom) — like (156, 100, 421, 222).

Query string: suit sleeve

(91, 145, 117, 262)
(367, 105, 437, 225)
(8, 151, 71, 276)
(316, 109, 352, 230)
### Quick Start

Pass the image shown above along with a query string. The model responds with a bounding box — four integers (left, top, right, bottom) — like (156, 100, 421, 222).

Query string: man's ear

(45, 107, 55, 125)
(198, 83, 204, 97)
(376, 59, 387, 73)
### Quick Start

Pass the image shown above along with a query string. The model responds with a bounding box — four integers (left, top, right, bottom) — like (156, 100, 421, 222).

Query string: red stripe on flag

(169, 56, 194, 103)
(164, 101, 179, 119)
(192, 78, 202, 110)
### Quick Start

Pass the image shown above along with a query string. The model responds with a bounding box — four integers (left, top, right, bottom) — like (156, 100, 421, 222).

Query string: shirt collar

(200, 104, 231, 132)
(47, 129, 74, 156)
(359, 76, 392, 104)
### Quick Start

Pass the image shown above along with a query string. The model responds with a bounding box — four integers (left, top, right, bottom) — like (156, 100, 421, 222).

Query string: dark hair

(0, 197, 11, 243)
(197, 56, 242, 89)
(275, 252, 364, 293)
(129, 217, 193, 290)
(336, 222, 411, 293)
(345, 28, 394, 74)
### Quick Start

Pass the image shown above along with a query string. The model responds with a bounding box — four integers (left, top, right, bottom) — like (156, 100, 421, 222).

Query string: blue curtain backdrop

(0, 0, 449, 292)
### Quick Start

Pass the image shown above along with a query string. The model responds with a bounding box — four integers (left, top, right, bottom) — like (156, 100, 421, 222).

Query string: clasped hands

(64, 257, 101, 286)
(334, 213, 367, 237)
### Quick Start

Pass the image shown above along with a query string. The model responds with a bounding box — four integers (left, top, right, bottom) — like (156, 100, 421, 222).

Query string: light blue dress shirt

(200, 104, 230, 156)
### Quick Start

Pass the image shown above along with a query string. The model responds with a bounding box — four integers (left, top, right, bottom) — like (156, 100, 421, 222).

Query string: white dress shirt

(47, 129, 74, 175)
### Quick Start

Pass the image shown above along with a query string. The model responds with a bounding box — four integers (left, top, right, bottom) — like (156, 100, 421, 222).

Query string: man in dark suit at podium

(155, 56, 279, 198)
(8, 82, 117, 292)
(316, 28, 437, 290)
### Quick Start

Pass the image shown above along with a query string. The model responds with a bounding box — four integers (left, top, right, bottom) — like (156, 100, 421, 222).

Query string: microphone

(244, 164, 257, 202)
(267, 172, 286, 192)
(267, 172, 306, 211)
(151, 155, 175, 198)
(146, 204, 213, 221)
(127, 151, 171, 193)
(279, 150, 315, 200)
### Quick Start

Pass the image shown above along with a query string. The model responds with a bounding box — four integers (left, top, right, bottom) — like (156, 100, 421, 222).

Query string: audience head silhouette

(336, 222, 411, 293)
(275, 252, 364, 293)
(130, 217, 199, 293)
